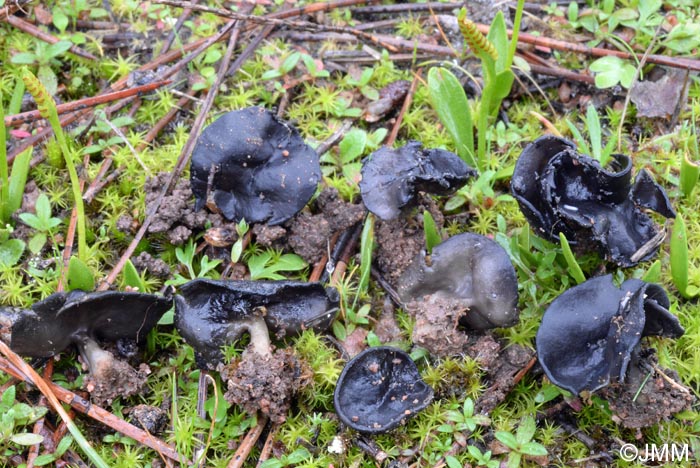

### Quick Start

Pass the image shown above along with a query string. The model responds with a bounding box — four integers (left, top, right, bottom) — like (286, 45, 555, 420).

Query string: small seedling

(680, 111, 699, 198)
(230, 219, 249, 264)
(423, 210, 441, 255)
(0, 385, 48, 451)
(166, 238, 222, 286)
(18, 193, 62, 254)
(247, 249, 306, 281)
(558, 233, 585, 285)
(466, 446, 499, 468)
(66, 255, 95, 291)
(565, 104, 617, 167)
(494, 415, 548, 468)
(0, 225, 25, 268)
(438, 398, 490, 434)
(11, 40, 73, 94)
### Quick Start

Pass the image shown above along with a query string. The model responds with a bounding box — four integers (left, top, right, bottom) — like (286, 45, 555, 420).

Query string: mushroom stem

(79, 337, 116, 375)
(226, 315, 271, 357)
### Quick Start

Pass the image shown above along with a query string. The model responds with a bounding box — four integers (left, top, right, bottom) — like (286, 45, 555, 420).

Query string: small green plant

(680, 111, 699, 198)
(0, 225, 25, 268)
(588, 56, 636, 89)
(247, 249, 306, 280)
(438, 398, 490, 434)
(0, 101, 33, 225)
(332, 303, 371, 342)
(166, 238, 222, 286)
(670, 214, 699, 298)
(21, 69, 87, 262)
(230, 219, 249, 264)
(356, 213, 373, 305)
(426, 0, 524, 171)
(423, 210, 442, 255)
(18, 193, 62, 254)
(466, 446, 499, 468)
(66, 255, 95, 291)
(494, 415, 548, 468)
(565, 104, 617, 168)
(11, 40, 73, 94)
(0, 385, 48, 453)
(259, 447, 311, 468)
(558, 233, 586, 285)
(320, 127, 387, 186)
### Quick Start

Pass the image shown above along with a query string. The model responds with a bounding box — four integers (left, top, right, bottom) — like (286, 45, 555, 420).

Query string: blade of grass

(0, 101, 8, 223)
(559, 232, 585, 284)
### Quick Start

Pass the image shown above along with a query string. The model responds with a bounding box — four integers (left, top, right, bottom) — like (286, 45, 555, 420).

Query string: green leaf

(589, 56, 635, 89)
(37, 65, 58, 96)
(28, 233, 47, 254)
(357, 213, 374, 300)
(339, 128, 367, 163)
(515, 416, 537, 445)
(445, 455, 462, 468)
(486, 11, 509, 73)
(427, 67, 476, 167)
(520, 441, 548, 457)
(53, 8, 69, 32)
(559, 233, 585, 284)
(0, 239, 25, 267)
(67, 255, 95, 291)
(534, 384, 563, 404)
(7, 146, 33, 218)
(11, 432, 44, 446)
(11, 52, 38, 65)
(585, 105, 602, 163)
(46, 40, 73, 59)
(332, 320, 347, 341)
(123, 259, 146, 291)
(491, 70, 515, 102)
(665, 23, 700, 53)
(33, 454, 57, 466)
(565, 119, 591, 156)
(55, 435, 73, 456)
(680, 153, 700, 198)
(642, 260, 661, 283)
(670, 214, 699, 298)
(494, 431, 519, 450)
(1, 385, 15, 406)
(423, 210, 441, 254)
(506, 452, 522, 468)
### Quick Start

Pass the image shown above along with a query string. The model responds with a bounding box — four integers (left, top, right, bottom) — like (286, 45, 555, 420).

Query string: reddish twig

(254, 423, 280, 468)
(386, 69, 421, 146)
(475, 23, 700, 72)
(5, 14, 98, 60)
(26, 361, 53, 468)
(4, 80, 171, 128)
(226, 415, 269, 468)
(0, 355, 185, 463)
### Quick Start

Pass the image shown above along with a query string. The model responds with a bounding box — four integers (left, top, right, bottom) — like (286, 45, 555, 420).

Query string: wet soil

(476, 341, 535, 414)
(131, 251, 171, 279)
(599, 352, 694, 429)
(84, 358, 150, 406)
(220, 347, 310, 424)
(128, 404, 169, 435)
(406, 294, 470, 357)
(374, 196, 444, 285)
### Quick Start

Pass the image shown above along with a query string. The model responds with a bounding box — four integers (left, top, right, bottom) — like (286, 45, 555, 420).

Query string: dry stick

(5, 80, 171, 127)
(100, 16, 255, 290)
(474, 23, 700, 72)
(162, 0, 198, 53)
(0, 0, 31, 21)
(351, 1, 460, 15)
(387, 69, 421, 146)
(155, 0, 401, 53)
(226, 415, 269, 468)
(0, 355, 185, 463)
(4, 14, 98, 61)
(254, 423, 280, 468)
(26, 360, 53, 468)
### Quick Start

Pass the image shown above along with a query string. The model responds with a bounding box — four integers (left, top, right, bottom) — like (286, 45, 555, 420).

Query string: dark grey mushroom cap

(333, 346, 433, 434)
(359, 141, 476, 220)
(397, 233, 519, 330)
(190, 107, 321, 225)
(512, 135, 675, 266)
(0, 290, 173, 358)
(174, 279, 339, 369)
(536, 275, 684, 395)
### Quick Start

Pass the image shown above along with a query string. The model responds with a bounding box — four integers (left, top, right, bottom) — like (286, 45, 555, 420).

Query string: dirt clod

(221, 347, 308, 424)
(406, 294, 470, 357)
(288, 212, 331, 264)
(131, 251, 171, 279)
(129, 404, 168, 435)
(84, 359, 150, 406)
(476, 343, 535, 414)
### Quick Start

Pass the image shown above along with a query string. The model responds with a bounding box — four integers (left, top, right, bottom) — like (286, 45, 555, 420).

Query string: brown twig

(26, 361, 53, 468)
(475, 23, 700, 72)
(255, 424, 280, 468)
(386, 69, 421, 146)
(4, 80, 171, 128)
(0, 354, 184, 463)
(4, 14, 98, 60)
(226, 415, 269, 468)
(351, 1, 460, 15)
(162, 0, 198, 53)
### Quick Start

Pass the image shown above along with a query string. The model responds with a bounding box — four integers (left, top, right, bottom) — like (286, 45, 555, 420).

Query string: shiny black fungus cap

(511, 135, 675, 267)
(174, 279, 339, 369)
(536, 275, 684, 395)
(190, 107, 321, 225)
(360, 141, 476, 220)
(0, 290, 172, 358)
(334, 346, 433, 434)
(397, 233, 519, 330)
